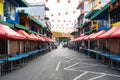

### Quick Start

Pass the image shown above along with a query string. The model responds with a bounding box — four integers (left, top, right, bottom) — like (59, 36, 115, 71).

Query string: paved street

(1, 45, 120, 80)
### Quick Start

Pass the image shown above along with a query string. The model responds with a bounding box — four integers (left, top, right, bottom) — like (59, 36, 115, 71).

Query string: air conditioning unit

(0, 15, 6, 21)
(18, 9, 25, 13)
(21, 10, 25, 13)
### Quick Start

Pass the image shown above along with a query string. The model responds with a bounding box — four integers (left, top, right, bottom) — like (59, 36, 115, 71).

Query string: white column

(88, 40, 90, 49)
(97, 40, 99, 48)
(20, 41, 22, 53)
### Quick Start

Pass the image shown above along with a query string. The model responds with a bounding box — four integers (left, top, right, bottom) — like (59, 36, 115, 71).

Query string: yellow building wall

(52, 32, 62, 38)
(89, 0, 99, 30)
(0, 0, 4, 16)
(20, 17, 29, 28)
(25, 17, 29, 28)
(91, 21, 98, 30)
(52, 32, 71, 38)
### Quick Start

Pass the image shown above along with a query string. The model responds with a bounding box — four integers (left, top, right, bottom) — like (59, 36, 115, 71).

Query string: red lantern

(107, 1, 110, 5)
(58, 13, 61, 16)
(88, 1, 91, 4)
(45, 0, 48, 2)
(73, 11, 75, 13)
(38, 16, 40, 18)
(51, 14, 53, 16)
(66, 12, 68, 15)
(68, 0, 70, 3)
(52, 20, 54, 22)
(91, 8, 93, 10)
(32, 16, 34, 18)
(99, 1, 101, 4)
(57, 0, 60, 3)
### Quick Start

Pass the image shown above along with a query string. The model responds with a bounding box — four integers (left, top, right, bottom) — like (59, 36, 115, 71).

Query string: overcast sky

(25, 0, 109, 33)
(25, 0, 80, 33)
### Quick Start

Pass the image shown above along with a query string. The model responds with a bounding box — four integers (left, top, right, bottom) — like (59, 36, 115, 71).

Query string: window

(20, 19, 26, 26)
(110, 6, 120, 24)
(4, 1, 16, 20)
(10, 5, 16, 20)
(92, 0, 97, 8)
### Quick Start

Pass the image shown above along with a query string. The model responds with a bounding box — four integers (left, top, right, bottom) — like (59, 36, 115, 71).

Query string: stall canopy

(90, 30, 106, 39)
(0, 24, 26, 40)
(43, 37, 50, 42)
(17, 30, 35, 40)
(36, 34, 45, 42)
(30, 33, 40, 41)
(84, 33, 96, 40)
(82, 35, 88, 41)
(76, 37, 81, 41)
(110, 26, 120, 38)
(77, 35, 87, 41)
(98, 26, 120, 39)
(69, 39, 74, 42)
(74, 37, 79, 42)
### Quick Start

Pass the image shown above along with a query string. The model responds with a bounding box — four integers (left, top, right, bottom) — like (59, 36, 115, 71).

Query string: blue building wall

(4, 0, 19, 24)
(99, 26, 109, 31)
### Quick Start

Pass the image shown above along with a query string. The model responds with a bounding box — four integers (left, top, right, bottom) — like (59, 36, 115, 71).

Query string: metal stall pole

(118, 39, 120, 69)
(88, 40, 90, 56)
(96, 39, 99, 60)
(108, 39, 111, 66)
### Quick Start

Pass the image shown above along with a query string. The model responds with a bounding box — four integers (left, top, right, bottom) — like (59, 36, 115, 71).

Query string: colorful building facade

(17, 2, 52, 38)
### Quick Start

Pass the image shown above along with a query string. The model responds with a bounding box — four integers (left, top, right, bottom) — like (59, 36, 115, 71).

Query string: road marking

(73, 72, 88, 80)
(65, 58, 77, 63)
(89, 74, 106, 80)
(71, 65, 100, 70)
(65, 68, 120, 78)
(64, 63, 79, 70)
(71, 64, 107, 70)
(65, 55, 75, 59)
(56, 61, 61, 71)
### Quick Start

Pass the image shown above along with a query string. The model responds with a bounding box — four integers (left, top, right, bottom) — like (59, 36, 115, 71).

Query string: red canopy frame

(0, 24, 26, 40)
(110, 26, 120, 38)
(36, 35, 45, 42)
(84, 33, 96, 40)
(90, 30, 106, 40)
(98, 26, 120, 39)
(17, 30, 35, 40)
